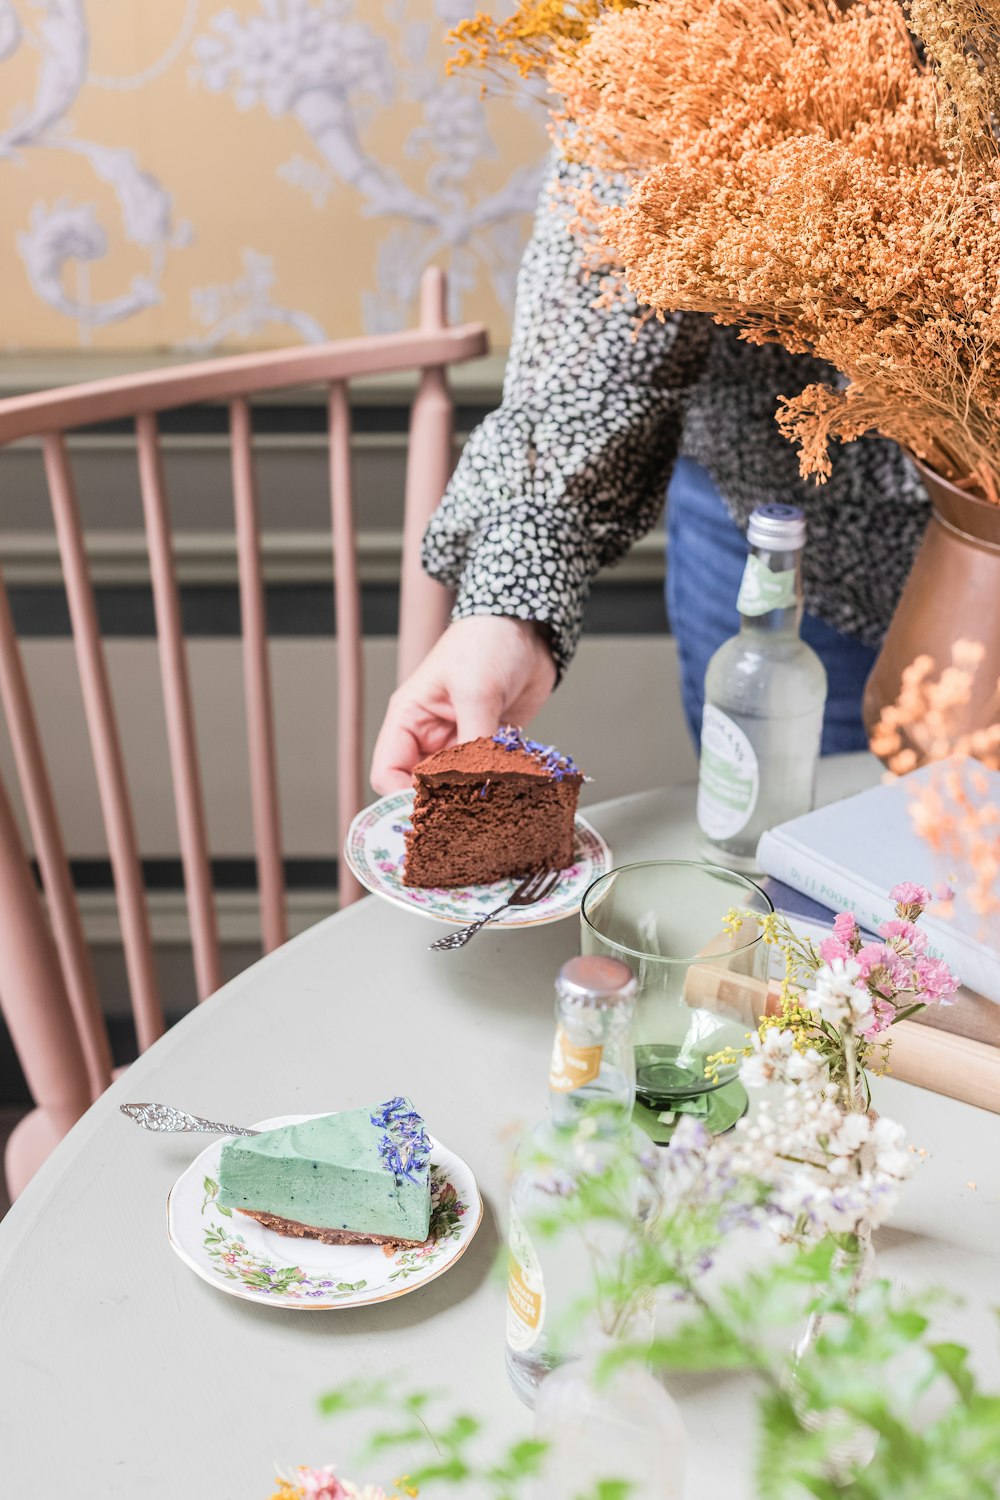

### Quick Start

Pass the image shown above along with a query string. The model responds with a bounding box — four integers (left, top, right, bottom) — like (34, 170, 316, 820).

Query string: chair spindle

(399, 267, 457, 682)
(43, 432, 164, 1051)
(230, 398, 287, 951)
(328, 381, 364, 906)
(135, 413, 222, 1000)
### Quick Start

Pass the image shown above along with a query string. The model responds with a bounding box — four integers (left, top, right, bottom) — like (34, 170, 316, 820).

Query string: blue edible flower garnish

(370, 1097, 431, 1185)
(491, 724, 582, 780)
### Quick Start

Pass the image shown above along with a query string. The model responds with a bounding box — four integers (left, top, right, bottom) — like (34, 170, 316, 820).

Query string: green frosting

(217, 1098, 431, 1241)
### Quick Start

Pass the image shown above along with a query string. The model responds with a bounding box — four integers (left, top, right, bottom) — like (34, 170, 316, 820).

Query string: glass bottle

(697, 503, 828, 872)
(505, 955, 649, 1409)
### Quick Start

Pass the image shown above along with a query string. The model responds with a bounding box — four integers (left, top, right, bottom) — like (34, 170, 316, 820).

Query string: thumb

(454, 685, 506, 745)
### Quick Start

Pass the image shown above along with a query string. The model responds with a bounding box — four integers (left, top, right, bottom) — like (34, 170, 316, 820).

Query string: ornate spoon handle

(120, 1102, 259, 1136)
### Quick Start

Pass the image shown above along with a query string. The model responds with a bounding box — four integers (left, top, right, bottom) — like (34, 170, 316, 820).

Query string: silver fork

(429, 866, 562, 951)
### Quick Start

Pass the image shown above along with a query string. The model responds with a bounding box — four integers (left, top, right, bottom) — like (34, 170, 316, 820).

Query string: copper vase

(862, 462, 1000, 758)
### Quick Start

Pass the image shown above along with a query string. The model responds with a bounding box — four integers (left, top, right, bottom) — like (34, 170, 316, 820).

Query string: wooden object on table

(886, 1019, 1000, 1114)
(913, 986, 1000, 1047)
(684, 963, 1000, 1115)
(0, 268, 487, 1197)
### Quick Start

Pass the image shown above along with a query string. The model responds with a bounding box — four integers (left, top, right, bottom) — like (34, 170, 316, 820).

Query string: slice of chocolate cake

(403, 726, 584, 888)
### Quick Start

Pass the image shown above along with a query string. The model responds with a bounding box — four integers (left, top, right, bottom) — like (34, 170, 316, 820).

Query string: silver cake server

(120, 1102, 259, 1136)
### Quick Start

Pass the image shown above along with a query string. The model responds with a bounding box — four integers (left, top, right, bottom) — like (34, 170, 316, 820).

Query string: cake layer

(236, 1208, 426, 1249)
(403, 779, 578, 887)
(217, 1099, 431, 1243)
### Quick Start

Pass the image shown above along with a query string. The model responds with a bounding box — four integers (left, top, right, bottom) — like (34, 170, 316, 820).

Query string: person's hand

(370, 615, 558, 794)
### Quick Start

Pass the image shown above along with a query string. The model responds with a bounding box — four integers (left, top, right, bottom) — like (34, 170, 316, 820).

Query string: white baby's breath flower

(739, 1026, 796, 1088)
(783, 1045, 827, 1085)
(870, 1116, 911, 1180)
(829, 1112, 872, 1155)
(845, 988, 876, 1033)
(812, 957, 867, 1029)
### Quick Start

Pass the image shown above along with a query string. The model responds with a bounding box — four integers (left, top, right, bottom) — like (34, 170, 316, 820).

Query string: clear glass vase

(789, 1230, 879, 1478)
(530, 1336, 686, 1500)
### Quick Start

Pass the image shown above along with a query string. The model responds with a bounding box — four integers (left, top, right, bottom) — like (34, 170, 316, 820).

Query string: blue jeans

(666, 457, 876, 755)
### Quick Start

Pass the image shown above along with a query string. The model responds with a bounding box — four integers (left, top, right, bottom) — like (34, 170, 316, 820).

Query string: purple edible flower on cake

(370, 1096, 431, 1185)
(491, 725, 581, 781)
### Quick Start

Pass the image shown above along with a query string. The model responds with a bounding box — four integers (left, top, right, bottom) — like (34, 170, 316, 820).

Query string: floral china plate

(166, 1115, 483, 1310)
(344, 789, 611, 927)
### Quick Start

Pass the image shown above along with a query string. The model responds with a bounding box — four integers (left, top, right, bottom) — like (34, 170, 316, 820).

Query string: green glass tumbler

(580, 861, 773, 1141)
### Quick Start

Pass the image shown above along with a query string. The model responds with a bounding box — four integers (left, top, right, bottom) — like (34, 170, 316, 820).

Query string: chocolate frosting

(414, 733, 583, 787)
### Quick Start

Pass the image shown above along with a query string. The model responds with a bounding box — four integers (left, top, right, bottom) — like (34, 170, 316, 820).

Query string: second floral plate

(166, 1115, 483, 1310)
(343, 789, 611, 927)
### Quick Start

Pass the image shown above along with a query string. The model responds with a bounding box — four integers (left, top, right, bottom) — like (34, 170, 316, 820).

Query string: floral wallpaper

(0, 0, 547, 351)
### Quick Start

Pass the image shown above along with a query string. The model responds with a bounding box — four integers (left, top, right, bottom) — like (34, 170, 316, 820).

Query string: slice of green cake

(217, 1096, 432, 1247)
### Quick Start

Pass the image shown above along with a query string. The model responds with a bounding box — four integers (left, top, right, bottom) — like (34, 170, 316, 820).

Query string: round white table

(2, 758, 998, 1498)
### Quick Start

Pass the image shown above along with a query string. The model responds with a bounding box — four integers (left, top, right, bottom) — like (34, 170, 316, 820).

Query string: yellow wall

(0, 0, 547, 352)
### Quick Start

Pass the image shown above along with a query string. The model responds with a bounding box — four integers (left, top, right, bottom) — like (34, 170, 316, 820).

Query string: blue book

(759, 878, 839, 928)
(756, 761, 1000, 1004)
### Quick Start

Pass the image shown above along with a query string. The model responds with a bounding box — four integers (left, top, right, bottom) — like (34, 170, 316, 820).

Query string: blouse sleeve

(421, 153, 707, 678)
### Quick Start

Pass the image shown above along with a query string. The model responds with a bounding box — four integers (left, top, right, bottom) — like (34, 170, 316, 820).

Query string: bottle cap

(556, 955, 637, 1008)
(747, 504, 806, 551)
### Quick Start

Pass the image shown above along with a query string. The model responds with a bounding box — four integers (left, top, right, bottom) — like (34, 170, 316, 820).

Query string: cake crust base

(236, 1206, 428, 1250)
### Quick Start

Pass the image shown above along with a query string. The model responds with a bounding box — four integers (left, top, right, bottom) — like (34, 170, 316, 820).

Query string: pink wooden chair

(0, 268, 487, 1199)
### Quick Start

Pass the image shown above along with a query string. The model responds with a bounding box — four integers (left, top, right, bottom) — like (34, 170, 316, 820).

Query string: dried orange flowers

(454, 0, 1000, 502)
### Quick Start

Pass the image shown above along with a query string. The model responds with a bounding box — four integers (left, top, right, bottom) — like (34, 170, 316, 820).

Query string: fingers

(454, 685, 506, 745)
(370, 713, 426, 796)
(368, 616, 557, 796)
(371, 684, 502, 795)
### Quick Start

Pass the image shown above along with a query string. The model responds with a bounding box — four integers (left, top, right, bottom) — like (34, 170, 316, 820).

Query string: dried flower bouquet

(455, 0, 1000, 503)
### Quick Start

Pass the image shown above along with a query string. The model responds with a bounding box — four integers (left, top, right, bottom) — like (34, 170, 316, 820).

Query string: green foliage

(313, 1117, 1000, 1498)
(316, 1224, 1000, 1497)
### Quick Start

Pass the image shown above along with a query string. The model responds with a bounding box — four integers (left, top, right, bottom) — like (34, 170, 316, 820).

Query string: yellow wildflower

(447, 1, 638, 81)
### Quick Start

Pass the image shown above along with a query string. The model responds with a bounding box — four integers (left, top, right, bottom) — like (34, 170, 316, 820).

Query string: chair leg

(0, 771, 91, 1201)
(4, 1110, 79, 1202)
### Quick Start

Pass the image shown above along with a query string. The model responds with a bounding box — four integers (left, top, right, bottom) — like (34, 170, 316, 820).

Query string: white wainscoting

(2, 635, 696, 858)
(0, 633, 696, 926)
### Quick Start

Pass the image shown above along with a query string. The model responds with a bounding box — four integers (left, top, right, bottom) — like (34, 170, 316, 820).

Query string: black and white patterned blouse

(422, 155, 929, 677)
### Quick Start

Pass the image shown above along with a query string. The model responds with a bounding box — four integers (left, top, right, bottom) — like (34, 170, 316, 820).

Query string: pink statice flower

(890, 882, 932, 918)
(833, 911, 861, 949)
(861, 995, 897, 1038)
(914, 955, 960, 1004)
(819, 935, 853, 965)
(878, 918, 929, 954)
(855, 943, 914, 998)
(296, 1467, 348, 1500)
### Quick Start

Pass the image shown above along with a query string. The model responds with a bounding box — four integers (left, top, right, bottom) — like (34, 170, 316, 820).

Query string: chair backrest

(0, 268, 487, 1196)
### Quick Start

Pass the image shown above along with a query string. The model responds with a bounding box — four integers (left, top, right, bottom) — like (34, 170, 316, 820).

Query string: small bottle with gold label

(505, 955, 647, 1408)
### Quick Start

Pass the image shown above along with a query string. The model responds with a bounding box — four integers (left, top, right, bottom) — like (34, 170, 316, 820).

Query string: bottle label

(737, 554, 796, 616)
(506, 1202, 545, 1351)
(697, 705, 760, 839)
(549, 1025, 603, 1093)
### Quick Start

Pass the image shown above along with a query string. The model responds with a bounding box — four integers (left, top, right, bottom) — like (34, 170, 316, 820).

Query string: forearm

(423, 153, 706, 676)
(426, 397, 683, 675)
